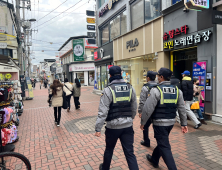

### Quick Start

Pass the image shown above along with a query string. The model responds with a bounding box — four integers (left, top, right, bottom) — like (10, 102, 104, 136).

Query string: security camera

(183, 7, 189, 13)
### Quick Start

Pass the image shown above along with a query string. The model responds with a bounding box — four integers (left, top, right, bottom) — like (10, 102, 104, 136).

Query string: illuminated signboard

(184, 0, 209, 11)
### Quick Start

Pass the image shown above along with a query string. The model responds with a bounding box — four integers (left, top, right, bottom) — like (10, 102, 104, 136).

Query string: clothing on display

(0, 80, 23, 151)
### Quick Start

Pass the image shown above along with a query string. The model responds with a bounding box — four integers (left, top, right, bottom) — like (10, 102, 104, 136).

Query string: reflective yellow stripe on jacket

(157, 86, 179, 105)
(108, 86, 132, 103)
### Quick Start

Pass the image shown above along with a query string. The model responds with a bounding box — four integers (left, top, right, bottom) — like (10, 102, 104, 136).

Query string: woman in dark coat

(73, 78, 81, 109)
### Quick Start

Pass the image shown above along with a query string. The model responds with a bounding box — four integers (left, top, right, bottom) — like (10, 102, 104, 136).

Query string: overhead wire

(33, 0, 83, 29)
(38, 0, 68, 21)
(37, 1, 88, 30)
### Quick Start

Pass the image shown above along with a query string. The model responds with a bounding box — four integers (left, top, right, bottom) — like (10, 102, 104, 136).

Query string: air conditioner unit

(22, 22, 31, 29)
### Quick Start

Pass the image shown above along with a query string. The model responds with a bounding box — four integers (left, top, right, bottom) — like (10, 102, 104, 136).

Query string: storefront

(0, 62, 20, 80)
(69, 62, 95, 86)
(163, 6, 215, 115)
(113, 17, 167, 96)
(94, 42, 113, 90)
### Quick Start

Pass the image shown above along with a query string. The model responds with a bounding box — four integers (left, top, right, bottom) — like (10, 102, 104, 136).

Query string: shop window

(101, 25, 109, 45)
(131, 0, 144, 30)
(101, 66, 107, 89)
(89, 71, 95, 86)
(120, 11, 127, 35)
(145, 0, 161, 23)
(76, 72, 84, 85)
(117, 55, 156, 96)
(97, 67, 101, 90)
(110, 15, 120, 40)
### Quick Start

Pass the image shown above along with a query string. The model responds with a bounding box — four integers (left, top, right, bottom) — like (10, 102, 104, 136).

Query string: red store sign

(163, 25, 189, 41)
(94, 51, 98, 59)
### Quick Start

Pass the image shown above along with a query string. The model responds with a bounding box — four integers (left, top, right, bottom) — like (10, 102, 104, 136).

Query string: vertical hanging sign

(73, 39, 85, 61)
(192, 61, 207, 113)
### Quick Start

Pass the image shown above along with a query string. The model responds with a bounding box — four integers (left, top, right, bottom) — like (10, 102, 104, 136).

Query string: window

(100, 10, 127, 44)
(98, 0, 107, 8)
(101, 25, 109, 45)
(110, 15, 120, 40)
(162, 0, 181, 11)
(131, 0, 144, 30)
(121, 11, 127, 35)
(145, 0, 161, 23)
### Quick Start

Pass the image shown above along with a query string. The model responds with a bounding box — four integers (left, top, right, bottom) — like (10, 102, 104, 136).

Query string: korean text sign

(73, 39, 85, 61)
(192, 61, 207, 113)
(163, 25, 212, 50)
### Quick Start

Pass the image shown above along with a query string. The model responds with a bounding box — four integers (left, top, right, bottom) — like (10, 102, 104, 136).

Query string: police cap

(109, 66, 122, 76)
(147, 71, 157, 80)
(157, 68, 172, 80)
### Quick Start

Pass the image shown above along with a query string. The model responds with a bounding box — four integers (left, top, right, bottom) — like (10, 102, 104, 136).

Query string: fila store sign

(163, 25, 212, 50)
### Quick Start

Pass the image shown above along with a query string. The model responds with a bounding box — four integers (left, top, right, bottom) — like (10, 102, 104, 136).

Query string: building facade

(58, 36, 97, 85)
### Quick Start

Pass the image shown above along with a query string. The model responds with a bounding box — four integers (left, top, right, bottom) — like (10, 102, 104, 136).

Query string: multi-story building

(95, 0, 222, 122)
(58, 36, 97, 85)
(0, 0, 19, 80)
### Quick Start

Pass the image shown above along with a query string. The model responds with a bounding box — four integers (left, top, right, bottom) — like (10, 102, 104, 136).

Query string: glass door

(101, 66, 107, 90)
(76, 72, 84, 85)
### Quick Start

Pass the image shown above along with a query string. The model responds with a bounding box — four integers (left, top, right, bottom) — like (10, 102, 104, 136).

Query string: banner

(26, 77, 34, 98)
(192, 61, 207, 113)
(73, 39, 84, 61)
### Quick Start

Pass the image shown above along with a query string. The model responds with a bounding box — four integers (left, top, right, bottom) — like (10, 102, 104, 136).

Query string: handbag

(62, 89, 67, 109)
(64, 84, 73, 95)
(190, 97, 200, 110)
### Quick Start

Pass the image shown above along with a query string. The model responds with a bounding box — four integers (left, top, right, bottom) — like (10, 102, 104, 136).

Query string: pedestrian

(170, 73, 181, 89)
(138, 71, 157, 147)
(33, 78, 36, 89)
(63, 78, 73, 112)
(44, 79, 48, 88)
(95, 66, 139, 170)
(141, 67, 188, 170)
(193, 78, 207, 125)
(170, 74, 181, 124)
(40, 79, 43, 89)
(48, 79, 64, 127)
(73, 78, 81, 109)
(181, 70, 202, 129)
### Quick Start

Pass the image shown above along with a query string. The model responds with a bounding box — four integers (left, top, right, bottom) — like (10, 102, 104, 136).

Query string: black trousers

(54, 107, 61, 124)
(152, 125, 177, 170)
(103, 126, 139, 170)
(66, 95, 71, 109)
(143, 118, 152, 144)
(74, 97, 80, 109)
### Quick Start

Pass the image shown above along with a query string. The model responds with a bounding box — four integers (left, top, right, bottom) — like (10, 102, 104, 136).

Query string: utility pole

(16, 0, 23, 75)
(22, 0, 27, 77)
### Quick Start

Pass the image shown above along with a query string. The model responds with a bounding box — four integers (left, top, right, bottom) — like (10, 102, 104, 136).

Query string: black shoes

(141, 140, 150, 147)
(146, 154, 159, 168)
(194, 123, 202, 129)
(99, 163, 103, 170)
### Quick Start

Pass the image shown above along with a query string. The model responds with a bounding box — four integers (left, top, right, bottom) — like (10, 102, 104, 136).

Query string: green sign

(73, 39, 85, 61)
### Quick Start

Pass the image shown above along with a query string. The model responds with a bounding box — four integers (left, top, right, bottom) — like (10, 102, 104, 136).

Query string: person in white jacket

(64, 78, 73, 112)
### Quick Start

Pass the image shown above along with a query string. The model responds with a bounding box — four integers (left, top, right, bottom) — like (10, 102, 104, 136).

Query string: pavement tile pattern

(13, 83, 222, 170)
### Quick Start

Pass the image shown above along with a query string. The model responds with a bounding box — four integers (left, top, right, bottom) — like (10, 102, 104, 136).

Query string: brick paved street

(14, 83, 222, 170)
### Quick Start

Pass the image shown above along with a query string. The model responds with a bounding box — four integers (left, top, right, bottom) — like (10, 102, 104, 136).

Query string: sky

(21, 0, 96, 65)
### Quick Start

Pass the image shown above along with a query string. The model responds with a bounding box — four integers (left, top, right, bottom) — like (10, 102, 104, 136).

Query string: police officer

(140, 68, 188, 170)
(95, 66, 139, 170)
(138, 71, 157, 147)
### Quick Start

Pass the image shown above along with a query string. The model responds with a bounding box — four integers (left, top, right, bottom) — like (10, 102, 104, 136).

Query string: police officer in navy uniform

(140, 68, 188, 170)
(95, 66, 139, 170)
(138, 71, 157, 147)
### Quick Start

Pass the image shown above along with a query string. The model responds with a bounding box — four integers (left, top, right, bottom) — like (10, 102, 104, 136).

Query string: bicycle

(0, 152, 31, 170)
